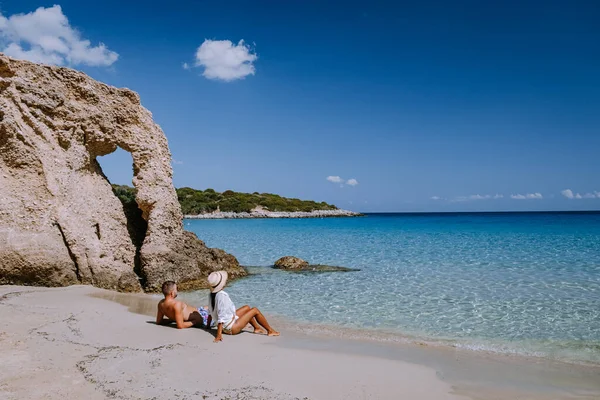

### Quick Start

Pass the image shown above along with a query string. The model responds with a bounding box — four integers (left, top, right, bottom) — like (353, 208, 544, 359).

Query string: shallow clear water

(184, 212, 600, 364)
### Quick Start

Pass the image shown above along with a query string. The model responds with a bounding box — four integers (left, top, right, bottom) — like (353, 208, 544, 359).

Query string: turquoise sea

(185, 212, 600, 364)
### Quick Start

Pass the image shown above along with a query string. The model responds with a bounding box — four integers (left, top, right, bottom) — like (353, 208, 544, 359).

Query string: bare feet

(267, 330, 280, 337)
(253, 328, 267, 335)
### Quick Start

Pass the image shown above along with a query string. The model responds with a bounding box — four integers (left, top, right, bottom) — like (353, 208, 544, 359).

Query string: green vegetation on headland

(112, 185, 339, 214)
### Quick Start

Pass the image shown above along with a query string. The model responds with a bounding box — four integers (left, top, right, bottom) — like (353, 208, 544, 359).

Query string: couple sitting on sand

(156, 270, 279, 342)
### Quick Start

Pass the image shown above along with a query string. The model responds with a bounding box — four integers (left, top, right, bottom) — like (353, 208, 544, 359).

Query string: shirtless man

(156, 281, 206, 329)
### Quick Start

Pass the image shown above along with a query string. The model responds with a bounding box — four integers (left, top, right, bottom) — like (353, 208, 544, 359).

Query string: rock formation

(0, 54, 246, 292)
(273, 256, 360, 272)
(274, 256, 309, 270)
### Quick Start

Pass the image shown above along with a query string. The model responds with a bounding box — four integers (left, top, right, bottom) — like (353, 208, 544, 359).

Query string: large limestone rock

(0, 54, 246, 292)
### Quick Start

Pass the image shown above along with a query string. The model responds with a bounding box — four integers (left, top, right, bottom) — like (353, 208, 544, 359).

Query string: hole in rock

(96, 147, 148, 287)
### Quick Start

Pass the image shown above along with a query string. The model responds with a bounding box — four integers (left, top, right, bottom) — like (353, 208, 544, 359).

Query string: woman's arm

(214, 323, 223, 342)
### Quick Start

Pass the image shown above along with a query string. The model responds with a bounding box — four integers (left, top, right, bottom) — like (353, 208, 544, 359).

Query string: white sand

(0, 285, 460, 400)
(1, 285, 599, 400)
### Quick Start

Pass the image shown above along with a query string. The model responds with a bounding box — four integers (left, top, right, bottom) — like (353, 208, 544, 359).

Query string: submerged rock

(273, 256, 359, 272)
(0, 54, 246, 292)
(295, 265, 360, 273)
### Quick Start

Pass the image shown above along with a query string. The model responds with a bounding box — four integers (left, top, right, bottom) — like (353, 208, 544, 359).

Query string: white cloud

(182, 62, 190, 70)
(453, 195, 483, 202)
(172, 159, 184, 165)
(562, 189, 600, 199)
(193, 39, 257, 81)
(451, 194, 504, 202)
(510, 193, 543, 200)
(561, 189, 574, 199)
(0, 5, 118, 67)
(326, 175, 358, 188)
(433, 194, 504, 202)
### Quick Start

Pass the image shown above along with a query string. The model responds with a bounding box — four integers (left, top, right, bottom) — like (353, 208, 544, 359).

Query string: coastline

(184, 209, 362, 219)
(182, 214, 600, 369)
(2, 285, 599, 400)
(0, 285, 458, 400)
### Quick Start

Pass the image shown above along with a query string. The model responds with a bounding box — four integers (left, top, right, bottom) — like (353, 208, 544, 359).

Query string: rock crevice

(54, 221, 81, 281)
(0, 54, 245, 292)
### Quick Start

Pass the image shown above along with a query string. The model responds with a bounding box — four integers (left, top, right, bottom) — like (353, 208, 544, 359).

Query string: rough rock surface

(273, 256, 359, 272)
(0, 54, 245, 292)
(274, 256, 309, 270)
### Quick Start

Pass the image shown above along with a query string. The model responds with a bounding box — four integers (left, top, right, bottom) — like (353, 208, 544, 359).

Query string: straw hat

(208, 271, 228, 293)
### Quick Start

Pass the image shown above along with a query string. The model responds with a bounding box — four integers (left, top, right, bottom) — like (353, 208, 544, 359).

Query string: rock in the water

(274, 256, 309, 270)
(0, 54, 246, 292)
(273, 257, 359, 272)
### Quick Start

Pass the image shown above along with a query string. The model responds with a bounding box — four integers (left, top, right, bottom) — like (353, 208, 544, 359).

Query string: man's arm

(156, 303, 166, 325)
(174, 306, 194, 329)
(156, 303, 176, 325)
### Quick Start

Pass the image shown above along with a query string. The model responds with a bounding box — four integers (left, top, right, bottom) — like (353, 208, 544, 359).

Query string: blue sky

(1, 1, 599, 212)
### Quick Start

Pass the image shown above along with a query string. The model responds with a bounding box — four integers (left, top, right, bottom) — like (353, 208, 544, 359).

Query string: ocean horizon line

(359, 210, 600, 215)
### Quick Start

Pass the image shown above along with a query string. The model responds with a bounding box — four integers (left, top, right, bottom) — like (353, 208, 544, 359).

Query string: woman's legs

(236, 305, 251, 316)
(236, 305, 264, 333)
(231, 307, 279, 336)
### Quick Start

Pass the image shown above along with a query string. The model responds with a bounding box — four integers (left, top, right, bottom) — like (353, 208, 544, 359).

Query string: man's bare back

(156, 282, 205, 329)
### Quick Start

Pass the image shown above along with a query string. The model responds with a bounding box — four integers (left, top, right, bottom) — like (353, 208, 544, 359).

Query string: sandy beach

(1, 3, 599, 400)
(1, 285, 599, 400)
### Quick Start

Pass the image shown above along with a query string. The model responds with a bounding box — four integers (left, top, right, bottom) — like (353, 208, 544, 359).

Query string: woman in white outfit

(207, 271, 280, 343)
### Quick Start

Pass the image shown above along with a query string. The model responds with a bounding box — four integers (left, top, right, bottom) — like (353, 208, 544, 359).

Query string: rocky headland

(0, 54, 246, 292)
(185, 209, 362, 219)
